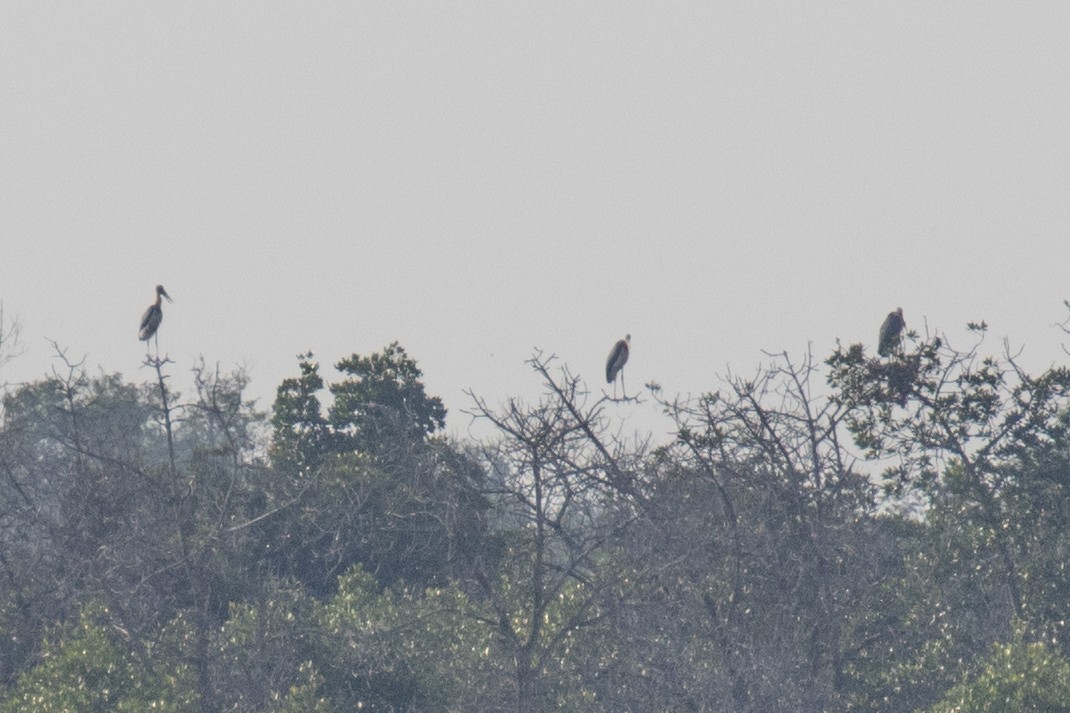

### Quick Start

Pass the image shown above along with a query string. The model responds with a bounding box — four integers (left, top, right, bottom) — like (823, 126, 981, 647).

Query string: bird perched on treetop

(606, 334, 631, 395)
(878, 307, 905, 357)
(139, 285, 172, 342)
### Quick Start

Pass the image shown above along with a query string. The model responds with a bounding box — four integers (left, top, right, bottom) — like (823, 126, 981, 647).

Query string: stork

(878, 307, 905, 357)
(606, 334, 631, 397)
(138, 285, 172, 347)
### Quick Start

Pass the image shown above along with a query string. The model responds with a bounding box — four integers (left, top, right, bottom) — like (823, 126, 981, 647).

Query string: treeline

(2, 323, 1070, 712)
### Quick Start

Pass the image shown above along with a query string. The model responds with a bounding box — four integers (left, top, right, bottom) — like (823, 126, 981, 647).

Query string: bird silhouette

(138, 285, 172, 345)
(878, 307, 905, 357)
(606, 334, 631, 397)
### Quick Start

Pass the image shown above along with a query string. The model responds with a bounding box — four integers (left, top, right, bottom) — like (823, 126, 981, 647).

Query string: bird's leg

(621, 370, 627, 399)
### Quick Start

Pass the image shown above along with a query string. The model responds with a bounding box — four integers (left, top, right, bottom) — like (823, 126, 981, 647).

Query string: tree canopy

(4, 321, 1070, 712)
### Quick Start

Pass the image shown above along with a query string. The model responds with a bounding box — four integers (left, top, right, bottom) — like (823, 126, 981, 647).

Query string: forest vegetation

(3, 309, 1070, 712)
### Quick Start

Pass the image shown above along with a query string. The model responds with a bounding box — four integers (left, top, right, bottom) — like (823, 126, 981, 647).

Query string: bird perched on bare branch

(878, 307, 905, 357)
(139, 285, 172, 343)
(606, 334, 631, 396)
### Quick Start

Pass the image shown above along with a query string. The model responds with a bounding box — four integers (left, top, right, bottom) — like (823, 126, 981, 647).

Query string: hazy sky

(1, 4, 1068, 440)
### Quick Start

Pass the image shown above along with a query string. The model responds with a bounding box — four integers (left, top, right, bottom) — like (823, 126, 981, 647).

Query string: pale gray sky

(1, 3, 1068, 439)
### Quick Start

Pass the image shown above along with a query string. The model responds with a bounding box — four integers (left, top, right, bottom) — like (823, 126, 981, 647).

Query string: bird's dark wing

(877, 313, 902, 356)
(139, 305, 162, 341)
(606, 340, 629, 382)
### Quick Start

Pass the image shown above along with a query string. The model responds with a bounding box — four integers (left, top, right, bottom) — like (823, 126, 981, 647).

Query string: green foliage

(840, 507, 1015, 711)
(923, 632, 1070, 713)
(0, 605, 198, 713)
(313, 565, 490, 711)
(263, 345, 486, 592)
(827, 332, 1070, 498)
(8, 320, 1070, 713)
(330, 342, 446, 455)
(270, 353, 330, 475)
(270, 343, 448, 468)
(210, 580, 318, 712)
(826, 325, 1070, 711)
(267, 662, 330, 712)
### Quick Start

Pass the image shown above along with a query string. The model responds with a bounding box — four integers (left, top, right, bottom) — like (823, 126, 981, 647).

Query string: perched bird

(606, 334, 631, 395)
(138, 285, 172, 343)
(878, 307, 905, 357)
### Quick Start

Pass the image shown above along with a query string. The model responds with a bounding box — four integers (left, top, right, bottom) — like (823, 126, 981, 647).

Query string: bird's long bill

(161, 288, 173, 303)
